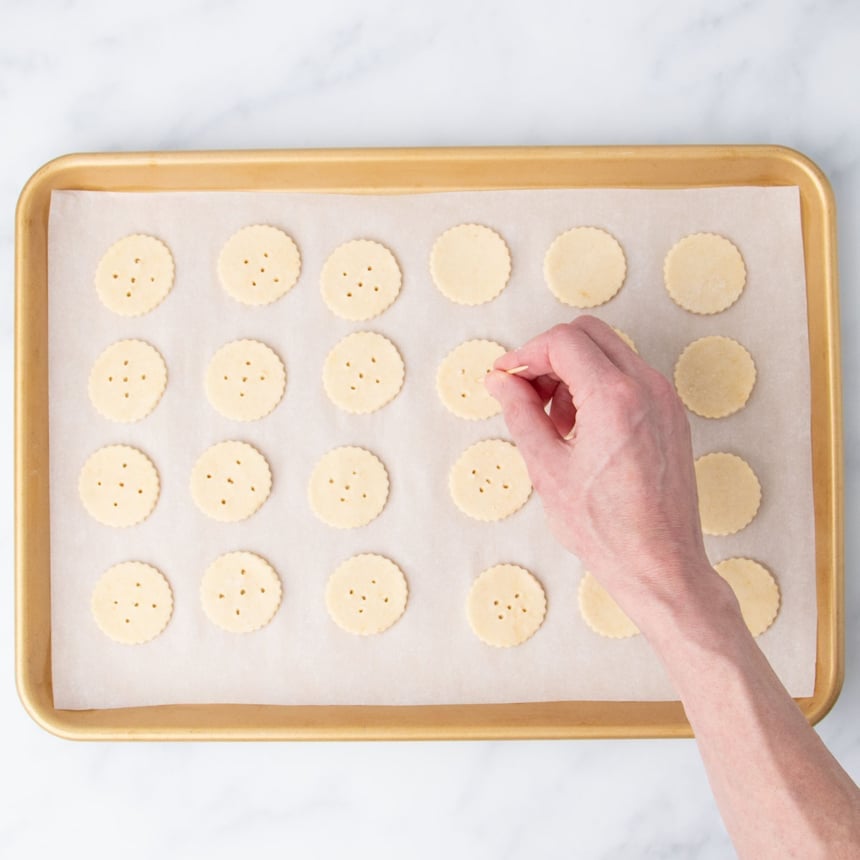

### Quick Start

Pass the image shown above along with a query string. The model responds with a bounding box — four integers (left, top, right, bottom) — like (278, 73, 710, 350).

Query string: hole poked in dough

(325, 553, 408, 635)
(190, 441, 272, 522)
(450, 439, 531, 522)
(467, 563, 546, 647)
(217, 224, 301, 306)
(94, 234, 175, 317)
(322, 331, 404, 415)
(308, 446, 389, 529)
(320, 239, 402, 321)
(436, 338, 506, 420)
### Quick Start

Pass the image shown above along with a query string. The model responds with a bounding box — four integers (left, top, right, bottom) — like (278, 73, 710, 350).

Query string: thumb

(485, 371, 565, 474)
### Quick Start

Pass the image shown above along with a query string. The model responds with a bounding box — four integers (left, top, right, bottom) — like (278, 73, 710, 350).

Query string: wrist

(632, 559, 748, 661)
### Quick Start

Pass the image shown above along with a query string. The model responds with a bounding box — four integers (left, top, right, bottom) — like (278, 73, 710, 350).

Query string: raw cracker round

(325, 553, 408, 635)
(674, 335, 756, 418)
(436, 339, 506, 420)
(88, 339, 167, 422)
(714, 557, 780, 637)
(695, 452, 761, 536)
(308, 446, 389, 529)
(322, 331, 404, 414)
(320, 239, 402, 321)
(201, 551, 282, 633)
(79, 445, 160, 528)
(94, 234, 175, 316)
(467, 563, 547, 647)
(205, 339, 286, 421)
(430, 223, 511, 306)
(664, 232, 746, 315)
(91, 561, 173, 644)
(578, 572, 639, 639)
(217, 224, 301, 306)
(190, 440, 272, 522)
(543, 226, 626, 308)
(449, 439, 532, 522)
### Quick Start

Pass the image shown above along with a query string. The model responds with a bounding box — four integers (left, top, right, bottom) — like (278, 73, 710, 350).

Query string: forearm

(645, 571, 860, 859)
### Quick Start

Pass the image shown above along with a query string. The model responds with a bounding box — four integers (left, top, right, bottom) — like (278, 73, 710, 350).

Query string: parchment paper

(47, 186, 815, 709)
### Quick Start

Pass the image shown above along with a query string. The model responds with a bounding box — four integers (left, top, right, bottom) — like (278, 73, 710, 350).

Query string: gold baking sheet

(15, 146, 842, 740)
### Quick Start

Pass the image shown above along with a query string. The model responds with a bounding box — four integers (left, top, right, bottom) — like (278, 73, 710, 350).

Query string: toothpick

(505, 365, 529, 375)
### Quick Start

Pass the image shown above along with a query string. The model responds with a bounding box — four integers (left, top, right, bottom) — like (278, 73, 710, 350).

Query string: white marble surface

(2, 0, 858, 857)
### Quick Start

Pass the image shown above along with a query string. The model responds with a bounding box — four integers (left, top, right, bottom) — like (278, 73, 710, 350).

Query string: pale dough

(217, 224, 301, 306)
(543, 226, 626, 308)
(201, 551, 282, 633)
(436, 339, 506, 420)
(467, 563, 546, 647)
(190, 440, 272, 522)
(612, 327, 638, 353)
(695, 452, 761, 536)
(449, 439, 532, 522)
(320, 239, 402, 321)
(308, 446, 389, 529)
(578, 572, 639, 638)
(91, 561, 173, 644)
(94, 234, 175, 317)
(205, 339, 286, 421)
(430, 223, 511, 305)
(322, 331, 404, 414)
(714, 557, 780, 637)
(79, 445, 160, 528)
(325, 554, 408, 635)
(88, 339, 167, 422)
(674, 335, 756, 418)
(664, 233, 746, 315)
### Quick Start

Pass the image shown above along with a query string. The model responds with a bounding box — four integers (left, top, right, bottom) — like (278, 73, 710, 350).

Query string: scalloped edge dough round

(430, 224, 511, 306)
(664, 233, 746, 315)
(325, 553, 408, 635)
(322, 331, 404, 414)
(88, 339, 167, 423)
(190, 440, 272, 522)
(467, 563, 547, 647)
(578, 572, 639, 639)
(450, 439, 532, 522)
(217, 224, 301, 306)
(205, 339, 286, 421)
(714, 557, 780, 637)
(695, 452, 762, 536)
(201, 551, 282, 633)
(95, 234, 175, 317)
(91, 561, 173, 644)
(436, 339, 506, 420)
(320, 239, 402, 321)
(543, 226, 626, 308)
(674, 335, 756, 418)
(308, 446, 389, 529)
(79, 445, 160, 528)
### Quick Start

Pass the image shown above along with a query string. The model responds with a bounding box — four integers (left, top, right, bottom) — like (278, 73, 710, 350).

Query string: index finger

(494, 321, 623, 404)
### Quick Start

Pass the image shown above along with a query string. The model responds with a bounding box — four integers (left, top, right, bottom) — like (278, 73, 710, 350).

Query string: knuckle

(549, 322, 571, 341)
(606, 377, 644, 411)
(575, 313, 604, 334)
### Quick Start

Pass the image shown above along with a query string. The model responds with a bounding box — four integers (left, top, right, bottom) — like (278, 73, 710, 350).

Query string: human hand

(485, 315, 727, 637)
